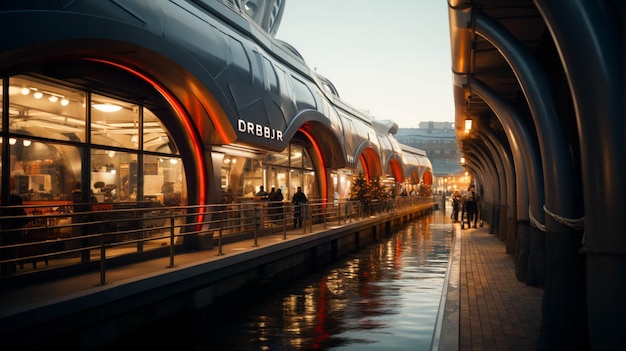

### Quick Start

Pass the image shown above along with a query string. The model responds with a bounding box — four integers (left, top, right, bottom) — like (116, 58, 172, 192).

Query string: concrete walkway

(456, 224, 544, 351)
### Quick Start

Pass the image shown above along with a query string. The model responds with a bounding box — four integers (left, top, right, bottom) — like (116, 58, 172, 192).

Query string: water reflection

(109, 215, 453, 350)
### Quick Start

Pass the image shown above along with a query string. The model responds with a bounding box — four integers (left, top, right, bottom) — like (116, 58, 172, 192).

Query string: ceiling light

(33, 91, 43, 99)
(464, 118, 472, 133)
(60, 98, 69, 106)
(23, 139, 31, 147)
(6, 86, 22, 95)
(21, 87, 30, 95)
(93, 103, 122, 113)
(48, 95, 58, 102)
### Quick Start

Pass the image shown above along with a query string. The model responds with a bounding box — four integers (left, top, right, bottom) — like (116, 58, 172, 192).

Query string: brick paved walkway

(459, 226, 544, 350)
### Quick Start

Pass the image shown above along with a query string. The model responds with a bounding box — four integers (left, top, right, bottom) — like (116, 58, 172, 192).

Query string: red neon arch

(84, 58, 207, 208)
(299, 129, 327, 201)
(359, 154, 370, 182)
(389, 158, 404, 182)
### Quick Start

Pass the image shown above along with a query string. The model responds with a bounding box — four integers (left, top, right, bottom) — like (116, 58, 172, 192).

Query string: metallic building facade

(0, 1, 432, 214)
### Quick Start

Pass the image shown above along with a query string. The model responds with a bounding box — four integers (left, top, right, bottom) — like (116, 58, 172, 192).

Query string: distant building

(397, 122, 469, 193)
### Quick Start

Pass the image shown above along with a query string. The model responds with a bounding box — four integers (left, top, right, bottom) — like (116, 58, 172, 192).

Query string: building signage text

(238, 119, 283, 141)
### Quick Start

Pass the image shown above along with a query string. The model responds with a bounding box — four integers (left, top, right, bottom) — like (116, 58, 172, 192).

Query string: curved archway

(358, 147, 383, 181)
(1, 62, 209, 213)
(386, 156, 405, 183)
(85, 59, 207, 207)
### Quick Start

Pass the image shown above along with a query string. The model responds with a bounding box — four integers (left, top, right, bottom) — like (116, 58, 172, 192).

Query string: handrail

(0, 197, 435, 283)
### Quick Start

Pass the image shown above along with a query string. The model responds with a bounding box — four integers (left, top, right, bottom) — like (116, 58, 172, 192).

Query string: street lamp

(464, 118, 472, 134)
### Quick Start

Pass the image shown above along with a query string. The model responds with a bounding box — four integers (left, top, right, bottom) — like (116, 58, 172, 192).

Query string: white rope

(528, 205, 546, 232)
(543, 204, 585, 231)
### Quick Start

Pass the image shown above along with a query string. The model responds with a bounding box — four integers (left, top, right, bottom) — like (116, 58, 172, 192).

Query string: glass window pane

(9, 76, 87, 142)
(144, 155, 186, 206)
(303, 171, 316, 199)
(221, 155, 242, 199)
(289, 169, 301, 201)
(11, 139, 81, 202)
(262, 149, 289, 166)
(143, 107, 177, 154)
(302, 147, 313, 170)
(242, 159, 263, 198)
(91, 94, 139, 149)
(91, 149, 137, 202)
(290, 144, 302, 168)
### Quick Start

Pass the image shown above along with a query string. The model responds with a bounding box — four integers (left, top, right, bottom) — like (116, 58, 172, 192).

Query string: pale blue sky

(275, 0, 454, 128)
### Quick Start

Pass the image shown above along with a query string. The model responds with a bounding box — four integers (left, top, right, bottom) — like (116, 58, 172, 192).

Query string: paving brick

(459, 225, 543, 350)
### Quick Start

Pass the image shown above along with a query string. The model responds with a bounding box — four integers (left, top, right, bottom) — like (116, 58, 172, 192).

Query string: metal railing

(1, 196, 434, 284)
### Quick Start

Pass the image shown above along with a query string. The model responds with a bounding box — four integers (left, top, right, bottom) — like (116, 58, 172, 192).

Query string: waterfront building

(397, 122, 469, 194)
(0, 1, 433, 247)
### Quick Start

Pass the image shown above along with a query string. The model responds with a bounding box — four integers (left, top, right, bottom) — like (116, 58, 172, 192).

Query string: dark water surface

(109, 215, 454, 350)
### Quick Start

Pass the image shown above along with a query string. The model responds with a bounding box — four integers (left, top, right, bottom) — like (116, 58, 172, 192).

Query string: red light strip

(300, 129, 327, 200)
(359, 154, 370, 182)
(391, 159, 404, 182)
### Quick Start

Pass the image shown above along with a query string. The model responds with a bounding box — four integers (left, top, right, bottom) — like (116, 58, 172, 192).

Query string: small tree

(349, 172, 370, 206)
(369, 176, 388, 200)
(418, 184, 432, 197)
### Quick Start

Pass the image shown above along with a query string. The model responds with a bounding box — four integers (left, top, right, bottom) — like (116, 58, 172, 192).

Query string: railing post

(338, 202, 342, 225)
(98, 228, 106, 286)
(253, 207, 259, 247)
(217, 216, 224, 256)
(168, 214, 175, 268)
(282, 203, 287, 240)
(302, 203, 305, 233)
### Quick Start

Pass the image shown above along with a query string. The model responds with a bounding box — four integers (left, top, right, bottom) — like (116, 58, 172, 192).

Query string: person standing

(255, 185, 268, 200)
(1, 192, 28, 276)
(464, 185, 479, 228)
(452, 190, 462, 222)
(292, 186, 307, 228)
(275, 188, 284, 220)
(268, 187, 281, 221)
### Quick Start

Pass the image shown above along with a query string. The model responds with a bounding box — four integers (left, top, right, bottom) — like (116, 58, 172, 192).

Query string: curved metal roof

(449, 0, 547, 145)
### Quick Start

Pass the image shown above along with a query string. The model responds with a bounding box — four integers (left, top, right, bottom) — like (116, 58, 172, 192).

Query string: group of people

(451, 185, 480, 229)
(255, 185, 307, 229)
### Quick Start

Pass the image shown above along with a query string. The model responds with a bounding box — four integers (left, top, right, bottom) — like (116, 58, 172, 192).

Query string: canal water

(109, 213, 454, 350)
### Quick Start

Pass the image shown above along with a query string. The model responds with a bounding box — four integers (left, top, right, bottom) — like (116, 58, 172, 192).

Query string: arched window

(2, 75, 186, 207)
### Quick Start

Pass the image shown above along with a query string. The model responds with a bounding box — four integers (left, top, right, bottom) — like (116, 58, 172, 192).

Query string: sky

(275, 0, 455, 128)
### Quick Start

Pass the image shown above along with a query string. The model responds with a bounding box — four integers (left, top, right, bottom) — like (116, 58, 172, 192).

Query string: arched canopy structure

(448, 1, 624, 350)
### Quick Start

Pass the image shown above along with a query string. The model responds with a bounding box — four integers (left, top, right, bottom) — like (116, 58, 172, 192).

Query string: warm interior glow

(300, 129, 327, 200)
(93, 103, 122, 113)
(464, 118, 472, 133)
